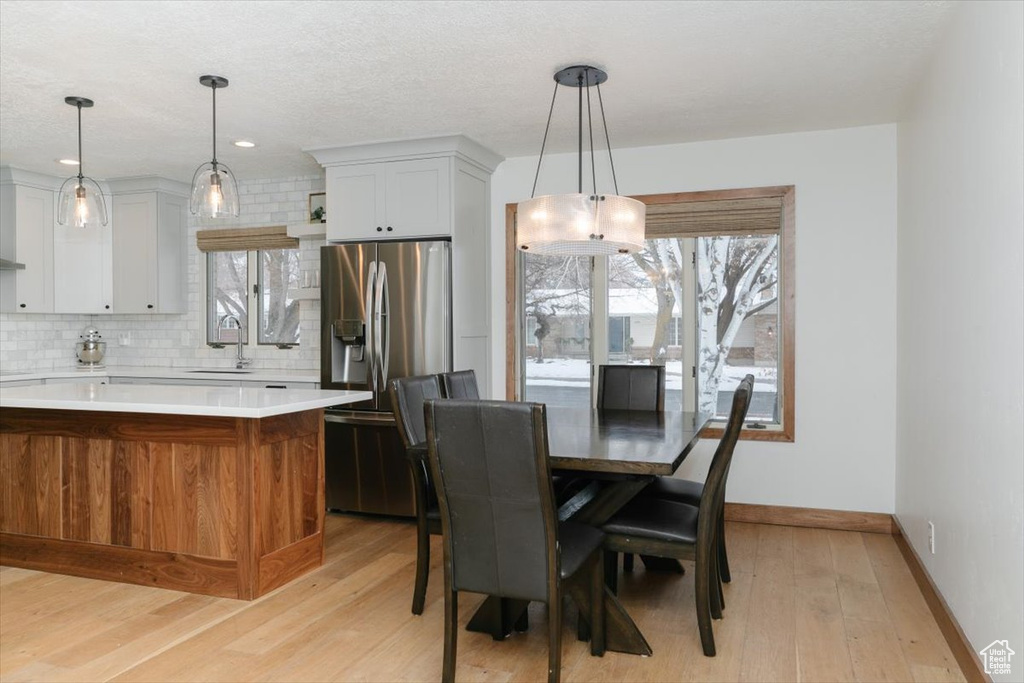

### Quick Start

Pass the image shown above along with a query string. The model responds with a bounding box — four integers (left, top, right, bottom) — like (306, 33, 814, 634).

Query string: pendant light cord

(76, 103, 84, 182)
(585, 71, 597, 197)
(596, 82, 620, 196)
(529, 80, 560, 199)
(211, 85, 218, 167)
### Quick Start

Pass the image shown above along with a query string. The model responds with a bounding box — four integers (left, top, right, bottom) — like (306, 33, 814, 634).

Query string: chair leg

(548, 595, 562, 683)
(604, 550, 618, 595)
(695, 544, 716, 657)
(718, 509, 731, 584)
(412, 519, 430, 615)
(710, 552, 724, 620)
(442, 588, 458, 682)
(623, 553, 635, 572)
(590, 554, 606, 656)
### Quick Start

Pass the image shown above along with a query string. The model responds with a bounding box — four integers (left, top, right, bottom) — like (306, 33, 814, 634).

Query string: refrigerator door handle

(376, 261, 390, 390)
(365, 261, 378, 390)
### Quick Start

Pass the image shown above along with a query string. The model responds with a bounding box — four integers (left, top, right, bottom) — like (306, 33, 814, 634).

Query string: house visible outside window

(514, 186, 794, 441)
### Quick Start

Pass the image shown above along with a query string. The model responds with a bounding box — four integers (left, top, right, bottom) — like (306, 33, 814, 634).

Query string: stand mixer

(75, 326, 106, 369)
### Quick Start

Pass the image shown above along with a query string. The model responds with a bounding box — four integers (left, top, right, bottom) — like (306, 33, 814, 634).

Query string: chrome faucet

(219, 315, 253, 369)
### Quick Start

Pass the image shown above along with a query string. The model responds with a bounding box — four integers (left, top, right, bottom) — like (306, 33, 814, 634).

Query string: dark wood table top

(544, 407, 710, 476)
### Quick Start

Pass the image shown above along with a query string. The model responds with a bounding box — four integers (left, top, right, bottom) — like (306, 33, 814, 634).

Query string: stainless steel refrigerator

(321, 240, 451, 517)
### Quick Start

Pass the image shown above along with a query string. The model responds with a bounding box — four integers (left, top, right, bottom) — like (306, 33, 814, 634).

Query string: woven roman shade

(196, 225, 298, 252)
(644, 196, 782, 237)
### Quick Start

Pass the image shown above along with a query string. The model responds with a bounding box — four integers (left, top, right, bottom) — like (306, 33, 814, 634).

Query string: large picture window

(510, 186, 795, 442)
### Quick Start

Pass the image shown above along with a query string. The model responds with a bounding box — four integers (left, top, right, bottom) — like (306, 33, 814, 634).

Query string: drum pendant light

(57, 97, 108, 228)
(190, 75, 239, 219)
(517, 65, 645, 256)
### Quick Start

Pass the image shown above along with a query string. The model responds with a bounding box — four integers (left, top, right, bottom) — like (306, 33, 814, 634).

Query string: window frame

(506, 186, 795, 443)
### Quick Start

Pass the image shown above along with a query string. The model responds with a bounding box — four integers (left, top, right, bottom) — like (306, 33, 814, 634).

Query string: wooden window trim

(505, 185, 795, 443)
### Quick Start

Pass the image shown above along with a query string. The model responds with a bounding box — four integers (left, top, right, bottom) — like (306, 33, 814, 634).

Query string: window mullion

(249, 250, 258, 346)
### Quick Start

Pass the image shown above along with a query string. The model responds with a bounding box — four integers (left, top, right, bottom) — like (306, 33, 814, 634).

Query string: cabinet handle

(105, 305, 110, 310)
(19, 303, 26, 309)
(147, 304, 154, 309)
(386, 226, 393, 232)
(376, 226, 383, 232)
(265, 384, 287, 389)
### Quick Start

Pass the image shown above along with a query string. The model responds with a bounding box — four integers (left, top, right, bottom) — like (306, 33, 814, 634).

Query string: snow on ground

(524, 357, 777, 392)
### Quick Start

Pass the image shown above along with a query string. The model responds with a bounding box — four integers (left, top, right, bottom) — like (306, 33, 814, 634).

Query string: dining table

(465, 405, 711, 656)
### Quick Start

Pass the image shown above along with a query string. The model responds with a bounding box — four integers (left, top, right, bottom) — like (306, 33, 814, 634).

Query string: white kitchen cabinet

(325, 157, 451, 241)
(109, 181, 188, 314)
(53, 197, 113, 314)
(0, 174, 55, 313)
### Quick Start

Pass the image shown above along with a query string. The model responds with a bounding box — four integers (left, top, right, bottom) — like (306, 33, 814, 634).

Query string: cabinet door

(53, 198, 113, 314)
(326, 165, 385, 242)
(112, 193, 157, 313)
(10, 186, 54, 312)
(384, 158, 451, 237)
(155, 193, 187, 313)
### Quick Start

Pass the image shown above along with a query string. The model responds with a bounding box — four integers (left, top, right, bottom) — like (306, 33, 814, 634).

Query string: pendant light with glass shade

(57, 97, 108, 228)
(517, 65, 645, 256)
(190, 75, 239, 219)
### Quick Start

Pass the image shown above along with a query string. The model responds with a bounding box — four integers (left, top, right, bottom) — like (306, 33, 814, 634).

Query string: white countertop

(0, 383, 370, 418)
(0, 366, 320, 384)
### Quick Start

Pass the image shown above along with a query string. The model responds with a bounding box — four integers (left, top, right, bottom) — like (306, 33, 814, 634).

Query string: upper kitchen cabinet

(108, 178, 189, 314)
(0, 168, 55, 313)
(53, 197, 113, 314)
(324, 158, 450, 241)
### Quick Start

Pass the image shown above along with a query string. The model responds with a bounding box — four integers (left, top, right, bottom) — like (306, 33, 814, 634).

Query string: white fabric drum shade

(517, 193, 646, 256)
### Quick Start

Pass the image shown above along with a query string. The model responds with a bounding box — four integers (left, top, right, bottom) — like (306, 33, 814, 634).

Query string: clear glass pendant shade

(57, 176, 108, 228)
(190, 162, 239, 219)
(517, 193, 645, 256)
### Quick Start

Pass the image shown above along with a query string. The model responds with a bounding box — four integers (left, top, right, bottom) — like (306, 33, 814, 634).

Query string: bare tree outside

(695, 235, 778, 415)
(208, 251, 248, 344)
(259, 249, 300, 345)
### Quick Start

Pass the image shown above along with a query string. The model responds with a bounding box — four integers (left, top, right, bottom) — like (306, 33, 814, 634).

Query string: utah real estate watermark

(979, 640, 1015, 677)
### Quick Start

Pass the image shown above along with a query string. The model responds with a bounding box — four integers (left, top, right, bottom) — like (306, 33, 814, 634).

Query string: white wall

(896, 0, 1024, 674)
(491, 124, 899, 513)
(0, 174, 325, 373)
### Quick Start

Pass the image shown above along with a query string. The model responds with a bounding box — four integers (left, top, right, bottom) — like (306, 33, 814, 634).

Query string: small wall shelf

(286, 222, 328, 239)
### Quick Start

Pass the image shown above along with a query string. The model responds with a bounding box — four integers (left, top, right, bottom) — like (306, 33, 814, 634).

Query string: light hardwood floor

(0, 515, 965, 682)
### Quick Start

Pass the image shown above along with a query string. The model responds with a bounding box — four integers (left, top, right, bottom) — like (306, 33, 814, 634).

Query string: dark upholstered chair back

(440, 370, 480, 400)
(698, 375, 753, 527)
(389, 375, 444, 448)
(425, 399, 556, 602)
(597, 365, 666, 411)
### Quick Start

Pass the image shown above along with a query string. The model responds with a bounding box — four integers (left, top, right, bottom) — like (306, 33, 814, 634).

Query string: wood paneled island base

(0, 407, 326, 600)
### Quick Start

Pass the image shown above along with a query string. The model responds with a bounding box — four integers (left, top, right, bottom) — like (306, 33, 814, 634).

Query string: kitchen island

(0, 383, 370, 599)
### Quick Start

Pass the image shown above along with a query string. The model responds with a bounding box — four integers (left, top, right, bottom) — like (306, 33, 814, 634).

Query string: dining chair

(596, 364, 664, 573)
(596, 364, 665, 412)
(600, 374, 753, 657)
(387, 374, 445, 615)
(425, 399, 606, 683)
(439, 369, 479, 399)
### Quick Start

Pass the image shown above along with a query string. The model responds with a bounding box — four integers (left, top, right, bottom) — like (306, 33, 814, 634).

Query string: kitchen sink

(186, 369, 254, 374)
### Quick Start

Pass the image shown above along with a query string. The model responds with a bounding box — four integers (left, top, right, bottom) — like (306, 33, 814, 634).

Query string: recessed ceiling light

(58, 158, 80, 165)
(233, 140, 256, 148)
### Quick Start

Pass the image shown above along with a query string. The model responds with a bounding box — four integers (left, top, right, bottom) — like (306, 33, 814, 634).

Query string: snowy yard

(524, 357, 777, 392)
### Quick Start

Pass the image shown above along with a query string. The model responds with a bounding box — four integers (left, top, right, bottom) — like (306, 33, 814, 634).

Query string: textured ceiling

(0, 0, 956, 183)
